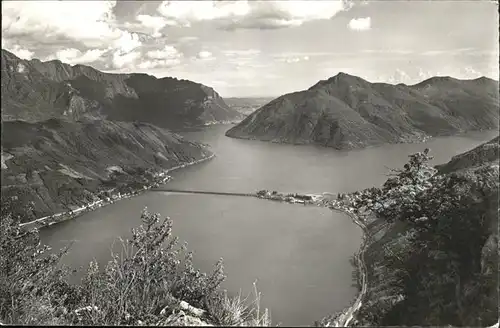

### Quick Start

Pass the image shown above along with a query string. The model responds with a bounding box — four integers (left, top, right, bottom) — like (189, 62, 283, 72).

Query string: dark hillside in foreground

(349, 136, 499, 326)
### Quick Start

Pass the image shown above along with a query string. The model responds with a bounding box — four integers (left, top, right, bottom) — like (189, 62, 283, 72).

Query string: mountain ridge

(1, 49, 243, 128)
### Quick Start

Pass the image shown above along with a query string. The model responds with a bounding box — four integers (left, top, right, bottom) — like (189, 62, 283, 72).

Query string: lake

(40, 125, 498, 326)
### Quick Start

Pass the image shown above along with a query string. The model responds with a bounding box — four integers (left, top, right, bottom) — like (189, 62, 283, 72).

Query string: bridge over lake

(151, 188, 256, 198)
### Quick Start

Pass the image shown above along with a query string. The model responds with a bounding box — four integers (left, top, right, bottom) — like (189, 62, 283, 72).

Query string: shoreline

(19, 153, 216, 230)
(225, 128, 498, 152)
(200, 120, 241, 127)
(224, 132, 430, 149)
(163, 153, 215, 174)
(329, 208, 368, 327)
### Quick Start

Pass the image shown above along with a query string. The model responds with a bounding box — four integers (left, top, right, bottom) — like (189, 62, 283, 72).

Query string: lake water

(40, 125, 498, 326)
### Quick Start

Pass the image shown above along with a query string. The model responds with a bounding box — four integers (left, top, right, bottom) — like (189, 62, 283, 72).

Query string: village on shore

(19, 154, 216, 231)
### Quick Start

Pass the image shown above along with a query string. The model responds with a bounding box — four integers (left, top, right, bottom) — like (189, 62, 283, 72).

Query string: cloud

(137, 14, 168, 31)
(421, 50, 447, 56)
(281, 55, 310, 63)
(348, 17, 371, 31)
(197, 50, 215, 60)
(45, 48, 108, 65)
(137, 58, 182, 70)
(464, 49, 499, 56)
(2, 1, 123, 48)
(210, 80, 230, 87)
(158, 1, 249, 25)
(272, 52, 330, 63)
(463, 66, 483, 77)
(387, 68, 412, 84)
(362, 49, 413, 55)
(137, 45, 183, 70)
(176, 36, 199, 44)
(112, 50, 141, 70)
(146, 45, 181, 60)
(379, 65, 489, 85)
(112, 32, 142, 54)
(222, 49, 261, 57)
(157, 1, 350, 29)
(5, 44, 35, 60)
(222, 49, 264, 68)
(1, 0, 146, 64)
(125, 14, 177, 38)
(417, 68, 441, 80)
(421, 48, 475, 56)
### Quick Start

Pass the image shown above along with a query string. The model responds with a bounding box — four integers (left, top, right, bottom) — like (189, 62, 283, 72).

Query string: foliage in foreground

(0, 200, 72, 325)
(0, 200, 271, 326)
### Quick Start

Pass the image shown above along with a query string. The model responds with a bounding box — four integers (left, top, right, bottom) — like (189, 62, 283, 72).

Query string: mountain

(226, 73, 499, 149)
(1, 119, 212, 222)
(1, 49, 243, 128)
(224, 97, 275, 116)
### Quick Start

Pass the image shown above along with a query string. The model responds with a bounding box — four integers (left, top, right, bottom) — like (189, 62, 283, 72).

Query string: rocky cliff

(226, 73, 499, 149)
(1, 119, 212, 222)
(1, 49, 243, 128)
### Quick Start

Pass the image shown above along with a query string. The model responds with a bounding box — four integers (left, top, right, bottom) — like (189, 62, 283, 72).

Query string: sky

(2, 0, 498, 97)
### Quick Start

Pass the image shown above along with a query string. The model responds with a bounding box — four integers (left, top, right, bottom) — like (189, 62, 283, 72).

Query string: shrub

(1, 203, 272, 326)
(60, 208, 227, 325)
(0, 196, 75, 325)
(204, 282, 271, 326)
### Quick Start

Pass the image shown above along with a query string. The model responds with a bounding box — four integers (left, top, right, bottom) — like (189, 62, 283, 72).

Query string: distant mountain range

(1, 49, 243, 129)
(226, 73, 499, 150)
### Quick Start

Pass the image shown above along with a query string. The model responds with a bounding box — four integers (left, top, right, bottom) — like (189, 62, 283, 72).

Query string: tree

(351, 148, 437, 222)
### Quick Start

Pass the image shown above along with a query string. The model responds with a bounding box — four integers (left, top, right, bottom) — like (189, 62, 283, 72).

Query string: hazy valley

(224, 97, 275, 116)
